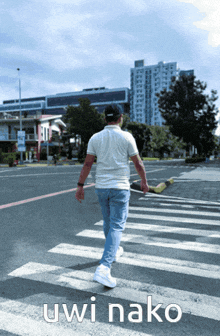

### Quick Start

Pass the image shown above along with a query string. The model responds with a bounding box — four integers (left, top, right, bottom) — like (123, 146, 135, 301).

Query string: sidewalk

(163, 160, 220, 203)
(189, 158, 220, 169)
(0, 159, 79, 168)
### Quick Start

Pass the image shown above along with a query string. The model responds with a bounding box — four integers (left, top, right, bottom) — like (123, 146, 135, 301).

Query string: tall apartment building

(130, 60, 179, 125)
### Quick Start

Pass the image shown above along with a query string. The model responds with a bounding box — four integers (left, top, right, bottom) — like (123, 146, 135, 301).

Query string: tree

(157, 75, 218, 156)
(126, 122, 151, 157)
(149, 125, 186, 159)
(121, 113, 130, 131)
(63, 98, 105, 161)
(63, 98, 105, 144)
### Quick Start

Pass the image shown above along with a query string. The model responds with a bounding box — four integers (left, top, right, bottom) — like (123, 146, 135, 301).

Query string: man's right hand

(130, 154, 149, 194)
(141, 180, 149, 194)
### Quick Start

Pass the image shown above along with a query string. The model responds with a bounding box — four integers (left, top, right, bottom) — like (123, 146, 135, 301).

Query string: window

(47, 91, 126, 107)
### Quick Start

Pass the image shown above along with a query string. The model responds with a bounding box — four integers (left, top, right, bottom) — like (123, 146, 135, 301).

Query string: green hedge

(185, 157, 206, 163)
(1, 152, 17, 165)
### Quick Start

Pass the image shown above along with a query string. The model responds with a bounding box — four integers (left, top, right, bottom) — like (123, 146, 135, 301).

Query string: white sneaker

(114, 246, 124, 262)
(93, 264, 116, 288)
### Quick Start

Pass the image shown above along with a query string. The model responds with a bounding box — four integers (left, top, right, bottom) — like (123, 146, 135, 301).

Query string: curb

(0, 162, 81, 168)
(0, 165, 27, 168)
(130, 178, 174, 193)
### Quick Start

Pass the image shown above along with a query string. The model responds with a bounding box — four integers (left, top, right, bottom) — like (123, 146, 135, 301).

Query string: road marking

(0, 167, 29, 173)
(145, 168, 166, 173)
(0, 184, 95, 210)
(130, 168, 165, 177)
(156, 203, 195, 208)
(0, 301, 89, 336)
(0, 171, 83, 178)
(174, 179, 220, 182)
(0, 299, 148, 336)
(0, 311, 83, 336)
(94, 220, 220, 238)
(128, 213, 220, 226)
(139, 194, 220, 205)
(140, 199, 220, 210)
(77, 229, 220, 255)
(0, 167, 164, 178)
(8, 261, 220, 321)
(49, 243, 220, 279)
(129, 206, 220, 217)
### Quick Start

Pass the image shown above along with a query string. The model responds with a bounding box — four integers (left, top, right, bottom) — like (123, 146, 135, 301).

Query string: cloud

(120, 0, 153, 15)
(1, 0, 220, 109)
(177, 0, 220, 47)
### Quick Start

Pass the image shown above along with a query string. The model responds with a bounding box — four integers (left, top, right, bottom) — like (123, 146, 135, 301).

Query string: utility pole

(17, 68, 24, 164)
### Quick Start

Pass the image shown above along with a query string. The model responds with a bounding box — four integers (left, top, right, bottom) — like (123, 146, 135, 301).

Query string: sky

(0, 0, 220, 134)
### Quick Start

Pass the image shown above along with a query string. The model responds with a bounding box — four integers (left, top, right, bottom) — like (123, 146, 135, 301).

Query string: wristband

(77, 182, 84, 187)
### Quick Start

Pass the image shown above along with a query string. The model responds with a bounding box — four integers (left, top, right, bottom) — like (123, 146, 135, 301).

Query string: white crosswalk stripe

(48, 243, 220, 279)
(129, 206, 220, 217)
(128, 213, 220, 226)
(94, 221, 220, 237)
(77, 229, 220, 255)
(0, 299, 148, 336)
(2, 196, 220, 334)
(139, 193, 220, 205)
(6, 262, 220, 321)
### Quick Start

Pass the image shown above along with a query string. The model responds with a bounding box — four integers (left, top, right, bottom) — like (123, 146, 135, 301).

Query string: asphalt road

(0, 160, 220, 336)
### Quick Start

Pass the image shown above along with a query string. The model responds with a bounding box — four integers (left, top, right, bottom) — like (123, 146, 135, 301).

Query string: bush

(185, 157, 206, 163)
(2, 152, 17, 166)
(40, 151, 47, 160)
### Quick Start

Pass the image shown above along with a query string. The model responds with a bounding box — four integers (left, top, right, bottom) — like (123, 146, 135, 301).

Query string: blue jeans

(95, 189, 130, 268)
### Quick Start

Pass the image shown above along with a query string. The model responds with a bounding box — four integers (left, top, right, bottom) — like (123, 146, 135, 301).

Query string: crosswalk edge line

(6, 262, 220, 321)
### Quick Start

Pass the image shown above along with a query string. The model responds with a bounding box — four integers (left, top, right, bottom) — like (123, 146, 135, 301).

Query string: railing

(26, 134, 38, 140)
(0, 115, 41, 121)
(7, 134, 38, 141)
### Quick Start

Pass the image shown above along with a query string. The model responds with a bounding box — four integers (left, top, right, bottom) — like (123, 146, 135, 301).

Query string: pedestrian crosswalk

(1, 194, 220, 335)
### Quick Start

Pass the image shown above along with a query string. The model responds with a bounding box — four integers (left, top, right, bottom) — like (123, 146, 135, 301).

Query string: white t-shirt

(87, 125, 139, 189)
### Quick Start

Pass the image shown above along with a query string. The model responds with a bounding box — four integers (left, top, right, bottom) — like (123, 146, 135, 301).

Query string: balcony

(0, 115, 39, 121)
(6, 134, 38, 141)
(25, 134, 38, 141)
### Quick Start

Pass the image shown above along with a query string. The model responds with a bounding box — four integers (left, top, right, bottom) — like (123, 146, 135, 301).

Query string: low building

(0, 87, 130, 117)
(0, 86, 130, 160)
(46, 87, 130, 115)
(0, 114, 66, 161)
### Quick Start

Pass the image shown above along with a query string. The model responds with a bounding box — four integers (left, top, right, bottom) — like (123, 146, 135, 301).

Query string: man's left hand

(75, 186, 84, 203)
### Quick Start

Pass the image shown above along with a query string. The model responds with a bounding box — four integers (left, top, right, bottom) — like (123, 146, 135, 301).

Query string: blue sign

(18, 131, 25, 146)
(18, 145, 26, 152)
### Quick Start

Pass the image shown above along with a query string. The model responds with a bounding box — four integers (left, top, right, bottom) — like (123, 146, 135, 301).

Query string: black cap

(104, 104, 122, 120)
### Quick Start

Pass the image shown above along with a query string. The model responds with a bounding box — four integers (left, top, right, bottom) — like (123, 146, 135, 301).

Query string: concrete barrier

(130, 178, 174, 193)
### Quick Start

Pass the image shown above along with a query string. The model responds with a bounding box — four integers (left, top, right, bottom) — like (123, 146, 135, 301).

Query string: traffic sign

(17, 131, 25, 146)
(18, 145, 26, 152)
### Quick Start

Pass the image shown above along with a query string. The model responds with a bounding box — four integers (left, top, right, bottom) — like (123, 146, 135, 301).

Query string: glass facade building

(46, 87, 129, 115)
(0, 87, 130, 118)
(179, 70, 194, 77)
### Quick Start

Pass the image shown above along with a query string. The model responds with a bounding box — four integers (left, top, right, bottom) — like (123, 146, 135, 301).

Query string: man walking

(75, 104, 149, 288)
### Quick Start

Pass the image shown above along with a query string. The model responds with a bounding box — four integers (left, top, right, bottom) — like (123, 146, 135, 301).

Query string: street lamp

(17, 68, 23, 164)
